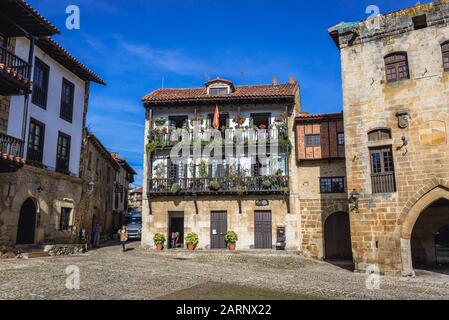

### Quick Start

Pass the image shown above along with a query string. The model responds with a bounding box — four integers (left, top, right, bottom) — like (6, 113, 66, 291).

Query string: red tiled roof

(111, 153, 137, 175)
(143, 83, 298, 104)
(36, 37, 106, 85)
(295, 112, 343, 121)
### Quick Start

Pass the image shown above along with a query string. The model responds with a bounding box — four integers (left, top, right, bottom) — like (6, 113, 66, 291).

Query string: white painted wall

(8, 37, 86, 177)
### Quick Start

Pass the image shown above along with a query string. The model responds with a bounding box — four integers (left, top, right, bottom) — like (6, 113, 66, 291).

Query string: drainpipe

(20, 36, 35, 156)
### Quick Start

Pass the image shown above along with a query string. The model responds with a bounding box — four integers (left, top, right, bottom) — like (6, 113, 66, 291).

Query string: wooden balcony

(371, 172, 396, 194)
(0, 45, 32, 96)
(148, 176, 289, 196)
(0, 132, 24, 172)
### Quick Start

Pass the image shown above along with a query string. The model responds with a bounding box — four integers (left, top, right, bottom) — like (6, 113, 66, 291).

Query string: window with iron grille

(320, 177, 345, 193)
(32, 58, 49, 109)
(337, 132, 345, 145)
(60, 207, 72, 231)
(385, 53, 409, 83)
(442, 42, 449, 72)
(305, 134, 320, 147)
(56, 132, 71, 174)
(60, 78, 74, 123)
(27, 118, 45, 164)
(370, 147, 396, 194)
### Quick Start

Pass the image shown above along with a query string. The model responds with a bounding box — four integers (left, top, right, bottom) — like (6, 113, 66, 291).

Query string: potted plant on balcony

(262, 177, 272, 190)
(146, 140, 158, 153)
(209, 180, 220, 191)
(155, 117, 167, 127)
(153, 233, 166, 251)
(171, 183, 181, 193)
(225, 231, 238, 250)
(185, 232, 199, 251)
(233, 114, 246, 127)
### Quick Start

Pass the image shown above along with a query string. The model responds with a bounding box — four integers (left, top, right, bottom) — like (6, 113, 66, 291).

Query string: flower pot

(156, 243, 164, 251)
(187, 243, 196, 251)
(228, 243, 236, 251)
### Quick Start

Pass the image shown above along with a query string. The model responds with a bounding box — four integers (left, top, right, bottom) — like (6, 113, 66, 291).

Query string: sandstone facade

(330, 0, 449, 275)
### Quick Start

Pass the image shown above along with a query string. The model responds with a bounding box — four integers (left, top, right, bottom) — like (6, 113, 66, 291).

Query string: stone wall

(335, 1, 449, 275)
(0, 165, 83, 246)
(297, 159, 348, 259)
(143, 195, 298, 250)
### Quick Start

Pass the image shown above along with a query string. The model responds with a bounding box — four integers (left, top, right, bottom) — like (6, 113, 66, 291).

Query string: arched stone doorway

(435, 225, 449, 265)
(401, 186, 449, 276)
(324, 212, 353, 260)
(410, 199, 449, 269)
(16, 198, 37, 245)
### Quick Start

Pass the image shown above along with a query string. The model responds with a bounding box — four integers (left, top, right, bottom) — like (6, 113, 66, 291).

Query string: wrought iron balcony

(0, 44, 31, 95)
(148, 176, 289, 196)
(147, 126, 290, 152)
(0, 132, 24, 172)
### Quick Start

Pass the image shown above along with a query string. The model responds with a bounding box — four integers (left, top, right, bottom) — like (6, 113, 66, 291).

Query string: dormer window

(209, 87, 229, 95)
(205, 77, 235, 95)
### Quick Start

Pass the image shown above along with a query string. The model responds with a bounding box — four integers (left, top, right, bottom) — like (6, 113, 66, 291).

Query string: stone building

(142, 77, 301, 250)
(295, 112, 349, 260)
(78, 131, 120, 242)
(329, 0, 449, 275)
(111, 153, 136, 230)
(0, 0, 105, 246)
(128, 187, 143, 212)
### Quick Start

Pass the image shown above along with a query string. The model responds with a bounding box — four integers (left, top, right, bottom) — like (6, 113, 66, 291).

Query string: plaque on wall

(255, 199, 269, 207)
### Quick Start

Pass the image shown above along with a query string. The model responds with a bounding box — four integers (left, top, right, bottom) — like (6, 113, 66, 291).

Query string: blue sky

(28, 0, 431, 186)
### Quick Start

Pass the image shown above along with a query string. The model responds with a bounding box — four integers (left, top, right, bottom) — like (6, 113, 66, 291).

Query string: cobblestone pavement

(1, 242, 449, 300)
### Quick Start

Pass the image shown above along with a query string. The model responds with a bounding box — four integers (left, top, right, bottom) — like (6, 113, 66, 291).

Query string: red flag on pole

(213, 104, 220, 129)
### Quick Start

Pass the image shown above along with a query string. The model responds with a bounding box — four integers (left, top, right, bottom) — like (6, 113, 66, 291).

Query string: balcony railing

(0, 132, 24, 158)
(371, 172, 396, 194)
(148, 126, 289, 150)
(0, 45, 31, 82)
(148, 176, 289, 195)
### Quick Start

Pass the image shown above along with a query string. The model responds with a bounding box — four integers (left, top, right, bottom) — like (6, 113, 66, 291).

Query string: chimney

(272, 76, 278, 86)
(289, 75, 296, 84)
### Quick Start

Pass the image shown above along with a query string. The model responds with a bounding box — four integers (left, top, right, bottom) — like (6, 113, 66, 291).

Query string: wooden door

(324, 212, 353, 260)
(254, 211, 272, 249)
(211, 212, 227, 249)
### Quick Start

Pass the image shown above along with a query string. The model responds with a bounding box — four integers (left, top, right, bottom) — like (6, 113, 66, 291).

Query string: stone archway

(401, 186, 449, 276)
(16, 198, 38, 245)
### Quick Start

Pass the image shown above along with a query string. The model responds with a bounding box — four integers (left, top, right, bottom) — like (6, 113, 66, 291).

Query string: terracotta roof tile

(143, 83, 297, 104)
(295, 112, 343, 121)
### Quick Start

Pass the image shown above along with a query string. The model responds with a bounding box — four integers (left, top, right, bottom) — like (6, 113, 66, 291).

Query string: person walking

(118, 225, 128, 252)
(93, 223, 102, 248)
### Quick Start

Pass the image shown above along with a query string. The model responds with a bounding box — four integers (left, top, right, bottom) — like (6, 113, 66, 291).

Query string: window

(27, 118, 45, 164)
(209, 87, 228, 95)
(250, 113, 271, 129)
(370, 147, 396, 194)
(385, 53, 409, 82)
(442, 42, 449, 72)
(337, 132, 345, 145)
(368, 128, 392, 142)
(412, 14, 427, 30)
(56, 132, 71, 174)
(32, 58, 49, 109)
(60, 79, 75, 122)
(320, 177, 345, 193)
(169, 115, 188, 129)
(305, 134, 320, 147)
(60, 207, 72, 231)
(87, 151, 92, 170)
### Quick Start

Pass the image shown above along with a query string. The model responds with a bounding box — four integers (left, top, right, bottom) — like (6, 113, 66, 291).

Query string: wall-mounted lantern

(349, 189, 360, 212)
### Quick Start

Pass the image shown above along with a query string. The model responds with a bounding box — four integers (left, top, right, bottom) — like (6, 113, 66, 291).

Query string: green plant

(171, 183, 181, 193)
(198, 160, 208, 178)
(279, 133, 292, 154)
(153, 233, 166, 245)
(224, 231, 238, 244)
(275, 169, 284, 176)
(262, 177, 272, 189)
(146, 140, 158, 153)
(185, 232, 199, 246)
(209, 180, 220, 191)
(155, 118, 166, 126)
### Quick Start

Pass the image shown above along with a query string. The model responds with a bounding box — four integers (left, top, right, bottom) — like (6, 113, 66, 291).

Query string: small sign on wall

(255, 199, 269, 207)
